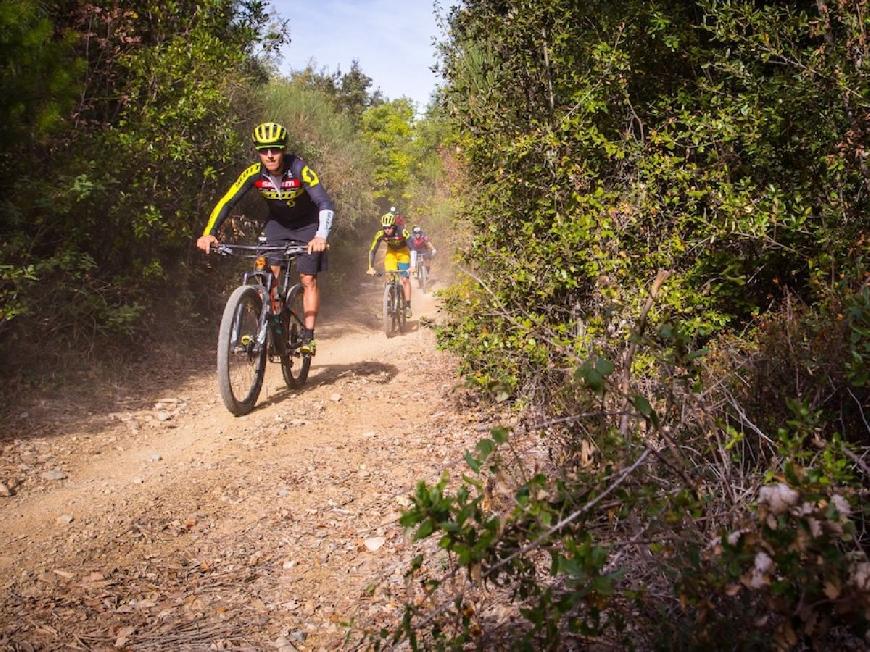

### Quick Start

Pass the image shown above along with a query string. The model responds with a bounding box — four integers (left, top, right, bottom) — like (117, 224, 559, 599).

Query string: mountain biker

(367, 212, 413, 318)
(386, 205, 408, 230)
(195, 122, 334, 355)
(408, 225, 436, 274)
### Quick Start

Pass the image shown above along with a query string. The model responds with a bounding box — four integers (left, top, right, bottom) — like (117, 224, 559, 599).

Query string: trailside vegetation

(0, 0, 281, 361)
(389, 1, 869, 649)
(0, 1, 454, 379)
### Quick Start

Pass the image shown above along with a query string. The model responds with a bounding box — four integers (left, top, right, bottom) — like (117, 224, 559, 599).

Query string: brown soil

(0, 276, 489, 651)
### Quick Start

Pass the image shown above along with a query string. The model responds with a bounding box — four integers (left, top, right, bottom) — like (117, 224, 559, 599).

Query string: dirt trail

(0, 277, 485, 650)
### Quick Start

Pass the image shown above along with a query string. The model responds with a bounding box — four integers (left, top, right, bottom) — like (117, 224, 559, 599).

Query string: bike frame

(381, 270, 406, 291)
(378, 270, 407, 336)
(213, 238, 314, 415)
(217, 240, 307, 353)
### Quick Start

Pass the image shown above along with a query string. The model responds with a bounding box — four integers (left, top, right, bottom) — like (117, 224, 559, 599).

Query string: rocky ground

(0, 277, 497, 651)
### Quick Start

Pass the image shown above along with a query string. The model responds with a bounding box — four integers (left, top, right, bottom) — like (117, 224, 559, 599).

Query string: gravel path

(0, 279, 488, 650)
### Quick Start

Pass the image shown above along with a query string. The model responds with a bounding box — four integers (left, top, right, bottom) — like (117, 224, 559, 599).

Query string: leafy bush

(437, 0, 866, 397)
(388, 0, 870, 648)
(384, 364, 868, 648)
(0, 0, 281, 364)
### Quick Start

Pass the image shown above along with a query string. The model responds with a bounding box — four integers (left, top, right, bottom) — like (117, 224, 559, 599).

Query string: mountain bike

(378, 270, 407, 337)
(212, 239, 311, 415)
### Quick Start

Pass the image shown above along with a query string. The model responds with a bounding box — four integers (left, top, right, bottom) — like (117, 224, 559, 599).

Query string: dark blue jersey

(202, 154, 333, 236)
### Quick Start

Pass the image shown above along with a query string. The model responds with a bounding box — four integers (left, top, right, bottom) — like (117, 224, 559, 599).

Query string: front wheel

(397, 283, 407, 332)
(417, 262, 427, 292)
(280, 284, 311, 388)
(383, 283, 395, 337)
(217, 285, 266, 416)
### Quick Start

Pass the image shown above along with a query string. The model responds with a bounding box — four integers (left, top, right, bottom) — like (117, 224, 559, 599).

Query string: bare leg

(401, 275, 412, 303)
(300, 273, 318, 330)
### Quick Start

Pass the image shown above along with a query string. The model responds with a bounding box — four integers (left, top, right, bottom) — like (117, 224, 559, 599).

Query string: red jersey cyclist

(408, 225, 436, 274)
(367, 212, 413, 318)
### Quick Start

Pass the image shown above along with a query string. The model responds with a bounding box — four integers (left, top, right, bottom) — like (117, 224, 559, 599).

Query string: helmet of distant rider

(412, 226, 423, 235)
(252, 122, 288, 150)
(380, 212, 396, 228)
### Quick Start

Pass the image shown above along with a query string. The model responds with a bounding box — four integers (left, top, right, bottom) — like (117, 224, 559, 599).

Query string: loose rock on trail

(0, 278, 488, 650)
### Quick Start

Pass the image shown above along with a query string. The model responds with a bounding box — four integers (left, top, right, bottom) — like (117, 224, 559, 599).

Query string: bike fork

(251, 289, 270, 352)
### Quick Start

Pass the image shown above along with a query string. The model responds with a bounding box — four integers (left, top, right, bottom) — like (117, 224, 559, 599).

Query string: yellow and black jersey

(202, 155, 333, 237)
(368, 227, 410, 267)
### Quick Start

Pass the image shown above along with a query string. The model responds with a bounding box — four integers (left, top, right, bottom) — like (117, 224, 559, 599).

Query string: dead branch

(485, 446, 653, 578)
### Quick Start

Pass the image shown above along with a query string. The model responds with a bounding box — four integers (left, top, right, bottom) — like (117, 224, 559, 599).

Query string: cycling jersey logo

(260, 189, 303, 201)
(301, 165, 320, 187)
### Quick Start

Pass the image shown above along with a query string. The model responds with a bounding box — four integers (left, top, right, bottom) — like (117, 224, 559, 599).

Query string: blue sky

(268, 0, 446, 111)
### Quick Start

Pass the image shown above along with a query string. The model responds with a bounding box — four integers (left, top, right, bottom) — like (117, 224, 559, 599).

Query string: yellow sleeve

(368, 231, 384, 266)
(202, 163, 260, 237)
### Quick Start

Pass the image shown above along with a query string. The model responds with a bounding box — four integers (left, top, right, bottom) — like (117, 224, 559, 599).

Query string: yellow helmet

(252, 122, 287, 150)
(380, 212, 396, 228)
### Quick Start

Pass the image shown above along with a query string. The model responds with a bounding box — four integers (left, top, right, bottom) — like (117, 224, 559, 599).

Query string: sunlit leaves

(361, 98, 417, 201)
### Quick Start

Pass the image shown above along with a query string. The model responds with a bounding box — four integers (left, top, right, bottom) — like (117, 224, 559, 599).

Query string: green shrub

(391, 0, 869, 647)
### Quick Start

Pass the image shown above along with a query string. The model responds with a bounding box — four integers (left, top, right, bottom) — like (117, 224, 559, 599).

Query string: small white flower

(831, 494, 850, 518)
(745, 551, 774, 589)
(758, 483, 799, 515)
(851, 562, 870, 591)
(754, 551, 773, 575)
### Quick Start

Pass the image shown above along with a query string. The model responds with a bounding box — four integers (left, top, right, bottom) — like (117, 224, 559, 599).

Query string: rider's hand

(307, 236, 328, 254)
(366, 267, 376, 276)
(431, 248, 437, 256)
(197, 234, 218, 253)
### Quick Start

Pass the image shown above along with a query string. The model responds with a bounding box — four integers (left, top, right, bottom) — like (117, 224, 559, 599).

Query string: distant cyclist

(367, 212, 413, 318)
(196, 122, 334, 355)
(408, 225, 436, 274)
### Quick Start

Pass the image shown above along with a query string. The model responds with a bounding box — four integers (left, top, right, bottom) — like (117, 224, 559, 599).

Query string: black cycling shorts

(264, 220, 327, 275)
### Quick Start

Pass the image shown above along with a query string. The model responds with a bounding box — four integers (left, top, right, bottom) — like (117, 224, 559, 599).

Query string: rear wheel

(280, 284, 311, 388)
(383, 283, 394, 337)
(217, 285, 266, 416)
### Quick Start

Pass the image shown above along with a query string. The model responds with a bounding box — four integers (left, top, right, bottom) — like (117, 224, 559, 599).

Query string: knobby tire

(280, 284, 311, 388)
(383, 283, 394, 337)
(217, 285, 266, 416)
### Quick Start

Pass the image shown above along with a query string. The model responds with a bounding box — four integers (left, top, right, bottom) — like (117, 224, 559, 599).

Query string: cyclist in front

(195, 122, 334, 356)
(367, 212, 413, 318)
(387, 205, 406, 230)
(408, 225, 437, 276)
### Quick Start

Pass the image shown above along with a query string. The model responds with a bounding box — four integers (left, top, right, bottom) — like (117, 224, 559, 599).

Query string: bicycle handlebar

(213, 242, 310, 258)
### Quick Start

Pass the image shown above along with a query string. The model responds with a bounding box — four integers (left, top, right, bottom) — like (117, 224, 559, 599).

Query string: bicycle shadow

(255, 360, 399, 410)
